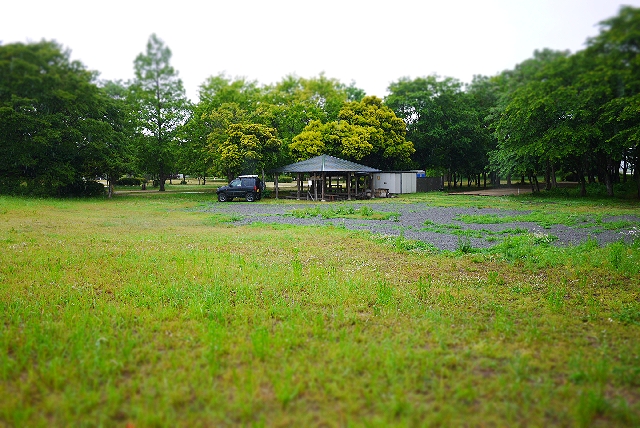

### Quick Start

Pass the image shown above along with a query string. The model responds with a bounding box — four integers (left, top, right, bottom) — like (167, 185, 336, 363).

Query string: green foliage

(276, 175, 293, 183)
(130, 34, 190, 191)
(115, 176, 144, 186)
(215, 123, 281, 180)
(492, 6, 640, 198)
(290, 96, 415, 170)
(0, 40, 129, 197)
(386, 75, 491, 179)
(287, 204, 398, 220)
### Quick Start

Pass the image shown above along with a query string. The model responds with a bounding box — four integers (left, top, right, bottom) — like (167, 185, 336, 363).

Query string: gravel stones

(202, 201, 639, 251)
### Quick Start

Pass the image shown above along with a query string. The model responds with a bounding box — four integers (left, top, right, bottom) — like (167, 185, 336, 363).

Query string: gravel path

(201, 201, 640, 251)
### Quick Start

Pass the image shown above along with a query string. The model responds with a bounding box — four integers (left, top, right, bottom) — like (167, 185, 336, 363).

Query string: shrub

(116, 176, 147, 186)
(59, 180, 106, 197)
(277, 175, 294, 183)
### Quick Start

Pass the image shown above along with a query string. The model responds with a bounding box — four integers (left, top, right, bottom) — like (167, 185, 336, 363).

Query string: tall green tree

(0, 40, 125, 196)
(216, 123, 281, 181)
(290, 96, 414, 170)
(130, 34, 189, 191)
(179, 74, 264, 182)
(386, 76, 486, 186)
(97, 80, 136, 197)
(494, 6, 640, 199)
(584, 5, 640, 197)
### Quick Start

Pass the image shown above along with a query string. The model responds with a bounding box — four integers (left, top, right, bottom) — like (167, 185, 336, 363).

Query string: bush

(59, 180, 106, 197)
(0, 178, 104, 197)
(116, 176, 146, 186)
(277, 175, 293, 183)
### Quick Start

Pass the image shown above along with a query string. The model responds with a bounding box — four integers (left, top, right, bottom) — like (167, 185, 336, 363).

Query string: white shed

(373, 171, 421, 195)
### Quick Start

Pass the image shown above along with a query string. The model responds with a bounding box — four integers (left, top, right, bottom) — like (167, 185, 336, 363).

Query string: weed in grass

(250, 326, 270, 361)
(487, 271, 505, 286)
(576, 387, 610, 427)
(611, 303, 640, 326)
(376, 281, 394, 307)
(272, 368, 301, 409)
(207, 213, 242, 225)
(370, 233, 438, 254)
(416, 275, 432, 302)
(456, 231, 473, 254)
(287, 205, 399, 221)
(546, 283, 567, 313)
(606, 240, 640, 276)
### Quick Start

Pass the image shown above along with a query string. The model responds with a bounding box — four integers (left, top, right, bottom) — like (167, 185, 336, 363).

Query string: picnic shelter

(272, 154, 380, 201)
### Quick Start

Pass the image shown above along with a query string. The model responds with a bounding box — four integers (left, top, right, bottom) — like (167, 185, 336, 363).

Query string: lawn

(1, 192, 639, 427)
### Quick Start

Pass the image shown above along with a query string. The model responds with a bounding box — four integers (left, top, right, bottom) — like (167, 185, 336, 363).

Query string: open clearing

(1, 192, 639, 426)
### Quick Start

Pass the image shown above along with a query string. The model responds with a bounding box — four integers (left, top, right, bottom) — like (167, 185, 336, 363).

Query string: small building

(372, 171, 425, 196)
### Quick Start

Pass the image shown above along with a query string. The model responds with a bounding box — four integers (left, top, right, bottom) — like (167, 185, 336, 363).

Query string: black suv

(216, 175, 263, 202)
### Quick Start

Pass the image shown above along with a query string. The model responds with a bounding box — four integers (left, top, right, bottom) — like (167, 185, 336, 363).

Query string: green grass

(0, 193, 639, 426)
(287, 204, 400, 221)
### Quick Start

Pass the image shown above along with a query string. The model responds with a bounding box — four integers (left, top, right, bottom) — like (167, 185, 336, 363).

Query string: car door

(240, 178, 253, 197)
(228, 179, 242, 198)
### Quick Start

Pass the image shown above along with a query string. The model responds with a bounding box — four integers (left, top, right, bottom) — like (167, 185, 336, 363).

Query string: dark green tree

(386, 76, 486, 187)
(96, 80, 136, 197)
(584, 5, 640, 197)
(130, 34, 189, 191)
(0, 40, 125, 196)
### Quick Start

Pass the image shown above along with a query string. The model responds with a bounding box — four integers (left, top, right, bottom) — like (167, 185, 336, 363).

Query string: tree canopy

(0, 40, 127, 196)
(1, 7, 639, 198)
(290, 96, 415, 170)
(130, 34, 190, 191)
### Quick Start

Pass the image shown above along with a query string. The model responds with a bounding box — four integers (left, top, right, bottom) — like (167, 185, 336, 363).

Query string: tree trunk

(545, 161, 552, 191)
(604, 158, 614, 197)
(578, 173, 587, 197)
(634, 145, 640, 199)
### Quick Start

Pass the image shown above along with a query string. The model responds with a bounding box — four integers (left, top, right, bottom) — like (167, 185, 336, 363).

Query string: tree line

(1, 6, 638, 198)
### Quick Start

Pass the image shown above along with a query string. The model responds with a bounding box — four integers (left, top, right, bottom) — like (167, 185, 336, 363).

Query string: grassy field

(1, 190, 639, 427)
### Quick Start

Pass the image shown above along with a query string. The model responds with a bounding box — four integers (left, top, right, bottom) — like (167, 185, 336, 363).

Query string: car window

(241, 178, 253, 187)
(230, 179, 241, 187)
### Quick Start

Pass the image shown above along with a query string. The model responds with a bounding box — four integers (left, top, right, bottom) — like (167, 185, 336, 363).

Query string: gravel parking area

(202, 201, 639, 251)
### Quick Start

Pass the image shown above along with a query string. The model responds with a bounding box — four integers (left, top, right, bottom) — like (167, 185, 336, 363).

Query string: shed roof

(273, 154, 380, 173)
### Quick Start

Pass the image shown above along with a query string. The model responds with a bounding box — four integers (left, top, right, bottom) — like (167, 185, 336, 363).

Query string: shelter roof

(273, 154, 380, 173)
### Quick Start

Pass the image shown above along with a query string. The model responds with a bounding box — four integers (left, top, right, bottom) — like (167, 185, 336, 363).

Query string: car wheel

(218, 192, 228, 202)
(245, 192, 255, 202)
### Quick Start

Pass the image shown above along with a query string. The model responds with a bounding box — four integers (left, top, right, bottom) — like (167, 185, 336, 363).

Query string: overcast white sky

(4, 1, 639, 102)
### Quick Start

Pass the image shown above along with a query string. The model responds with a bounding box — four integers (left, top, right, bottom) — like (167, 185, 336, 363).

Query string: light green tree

(215, 123, 281, 181)
(290, 96, 414, 170)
